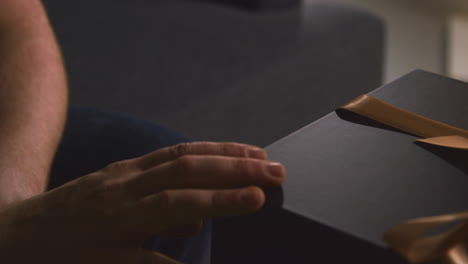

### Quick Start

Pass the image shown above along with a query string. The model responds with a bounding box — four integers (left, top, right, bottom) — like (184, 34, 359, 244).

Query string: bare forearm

(0, 1, 68, 206)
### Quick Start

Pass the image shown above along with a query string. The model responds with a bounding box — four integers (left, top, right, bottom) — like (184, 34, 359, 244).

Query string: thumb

(138, 250, 183, 264)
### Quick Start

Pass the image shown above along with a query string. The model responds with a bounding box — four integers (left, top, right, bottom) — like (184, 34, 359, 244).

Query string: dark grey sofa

(42, 0, 384, 148)
(41, 0, 385, 263)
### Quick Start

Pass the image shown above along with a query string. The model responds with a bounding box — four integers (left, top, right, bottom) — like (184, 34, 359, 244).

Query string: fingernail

(263, 162, 284, 178)
(245, 148, 267, 159)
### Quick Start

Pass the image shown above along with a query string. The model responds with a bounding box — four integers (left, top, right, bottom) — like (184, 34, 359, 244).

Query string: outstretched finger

(131, 186, 264, 235)
(135, 142, 268, 170)
(127, 155, 285, 199)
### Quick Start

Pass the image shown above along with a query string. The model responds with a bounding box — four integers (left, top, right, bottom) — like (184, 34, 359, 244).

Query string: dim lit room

(1, 1, 468, 263)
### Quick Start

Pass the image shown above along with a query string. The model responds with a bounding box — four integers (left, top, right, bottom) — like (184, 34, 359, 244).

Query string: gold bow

(338, 95, 468, 264)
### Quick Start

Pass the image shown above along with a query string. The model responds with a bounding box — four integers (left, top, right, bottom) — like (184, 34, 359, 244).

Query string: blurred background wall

(305, 0, 468, 83)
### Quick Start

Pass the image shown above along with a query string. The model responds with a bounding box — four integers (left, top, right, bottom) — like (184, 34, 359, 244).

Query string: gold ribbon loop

(336, 95, 468, 263)
(383, 212, 468, 263)
(338, 95, 468, 149)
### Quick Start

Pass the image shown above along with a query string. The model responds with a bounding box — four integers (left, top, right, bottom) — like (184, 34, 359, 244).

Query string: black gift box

(213, 70, 468, 264)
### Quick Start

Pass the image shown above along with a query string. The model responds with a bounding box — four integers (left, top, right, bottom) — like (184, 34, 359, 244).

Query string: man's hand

(0, 142, 286, 264)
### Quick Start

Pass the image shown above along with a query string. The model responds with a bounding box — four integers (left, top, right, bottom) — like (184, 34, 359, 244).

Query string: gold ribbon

(337, 95, 468, 264)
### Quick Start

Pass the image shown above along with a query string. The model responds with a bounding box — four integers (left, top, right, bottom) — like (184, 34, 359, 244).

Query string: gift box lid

(265, 70, 468, 248)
